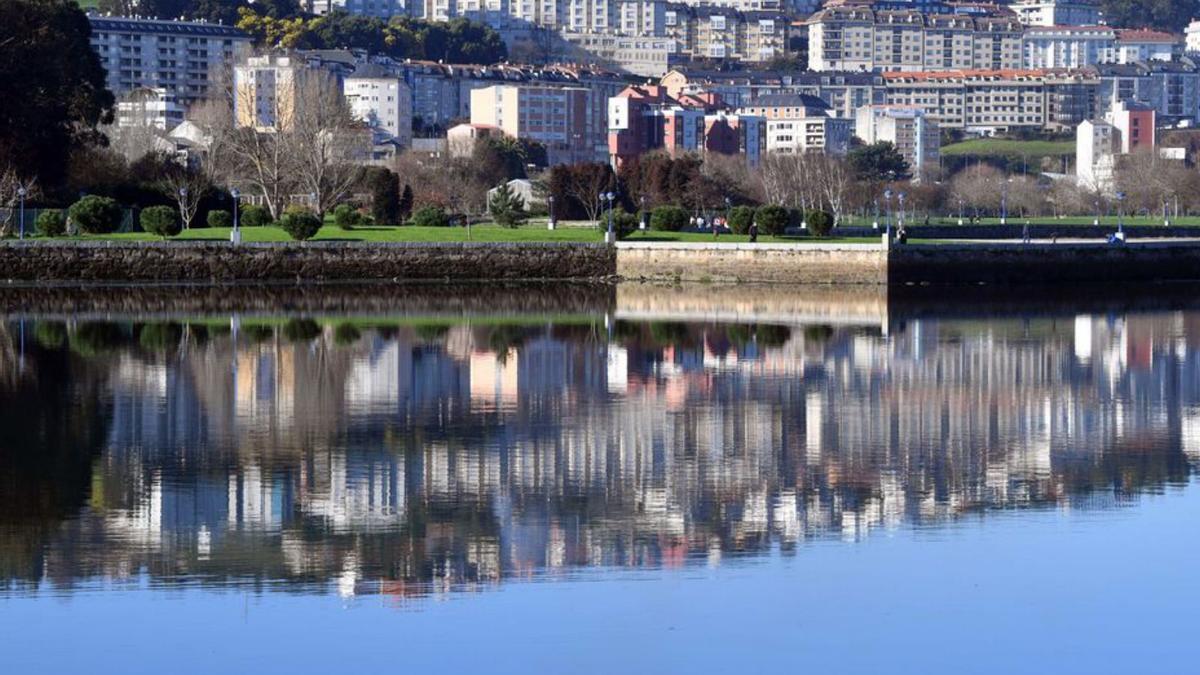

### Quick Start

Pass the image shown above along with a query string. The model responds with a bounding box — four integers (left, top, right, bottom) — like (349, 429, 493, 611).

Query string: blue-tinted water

(0, 285, 1197, 673)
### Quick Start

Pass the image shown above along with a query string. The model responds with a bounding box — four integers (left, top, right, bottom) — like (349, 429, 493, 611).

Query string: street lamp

(957, 196, 964, 226)
(1094, 198, 1101, 227)
(1163, 199, 1170, 227)
(897, 192, 906, 232)
(724, 196, 731, 232)
(599, 191, 616, 243)
(1000, 179, 1009, 226)
(548, 195, 556, 231)
(1116, 191, 1126, 241)
(640, 196, 647, 230)
(16, 186, 26, 240)
(872, 199, 879, 231)
(883, 188, 893, 239)
(230, 188, 241, 245)
(179, 187, 188, 230)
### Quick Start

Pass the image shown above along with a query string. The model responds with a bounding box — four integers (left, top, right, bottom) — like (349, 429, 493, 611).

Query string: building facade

(233, 55, 307, 132)
(1011, 0, 1101, 27)
(469, 85, 603, 165)
(88, 14, 252, 107)
(343, 65, 414, 148)
(664, 5, 790, 63)
(855, 105, 940, 180)
(1022, 26, 1115, 69)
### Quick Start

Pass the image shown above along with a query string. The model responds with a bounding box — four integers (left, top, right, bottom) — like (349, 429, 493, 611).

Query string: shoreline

(9, 238, 1200, 285)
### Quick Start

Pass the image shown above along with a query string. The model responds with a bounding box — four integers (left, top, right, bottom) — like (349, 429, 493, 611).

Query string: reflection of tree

(0, 340, 109, 583)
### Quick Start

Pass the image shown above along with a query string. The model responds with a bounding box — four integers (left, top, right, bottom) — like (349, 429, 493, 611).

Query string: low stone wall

(0, 241, 615, 283)
(836, 224, 1195, 240)
(615, 242, 887, 284)
(890, 241, 1200, 284)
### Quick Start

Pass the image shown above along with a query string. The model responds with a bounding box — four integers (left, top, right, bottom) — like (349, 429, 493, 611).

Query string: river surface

(0, 284, 1197, 673)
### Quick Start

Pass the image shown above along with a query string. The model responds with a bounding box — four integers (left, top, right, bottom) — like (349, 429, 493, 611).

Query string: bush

(207, 210, 233, 229)
(611, 209, 639, 240)
(278, 207, 323, 241)
(35, 209, 67, 237)
(649, 205, 688, 232)
(333, 204, 362, 230)
(805, 210, 834, 237)
(68, 195, 122, 235)
(755, 205, 789, 236)
(409, 206, 449, 228)
(240, 204, 271, 227)
(728, 206, 754, 235)
(140, 206, 180, 239)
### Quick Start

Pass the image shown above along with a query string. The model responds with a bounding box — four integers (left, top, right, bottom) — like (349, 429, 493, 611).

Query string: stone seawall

(616, 243, 887, 284)
(889, 242, 1200, 284)
(0, 241, 615, 283)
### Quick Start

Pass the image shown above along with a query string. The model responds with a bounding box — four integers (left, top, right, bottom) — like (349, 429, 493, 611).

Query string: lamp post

(1000, 180, 1009, 226)
(639, 196, 647, 230)
(1116, 191, 1126, 241)
(883, 188, 893, 240)
(179, 187, 188, 230)
(872, 199, 879, 231)
(957, 196, 964, 226)
(1163, 199, 1170, 227)
(1094, 198, 1101, 227)
(16, 186, 26, 240)
(724, 196, 731, 232)
(548, 195, 556, 231)
(600, 191, 616, 243)
(897, 191, 906, 232)
(230, 188, 241, 244)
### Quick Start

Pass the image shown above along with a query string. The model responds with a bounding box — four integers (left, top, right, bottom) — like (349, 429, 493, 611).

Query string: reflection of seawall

(616, 283, 888, 329)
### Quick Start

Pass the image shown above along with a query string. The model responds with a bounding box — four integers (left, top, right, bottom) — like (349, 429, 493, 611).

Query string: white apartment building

(806, 8, 1023, 73)
(311, 0, 410, 17)
(343, 66, 414, 148)
(764, 117, 853, 155)
(1022, 25, 1115, 69)
(855, 105, 940, 180)
(1011, 0, 1101, 27)
(469, 85, 604, 165)
(88, 14, 252, 107)
(1075, 118, 1116, 192)
(1188, 21, 1200, 54)
(1114, 30, 1180, 64)
(559, 33, 680, 77)
(115, 87, 185, 130)
(233, 55, 306, 132)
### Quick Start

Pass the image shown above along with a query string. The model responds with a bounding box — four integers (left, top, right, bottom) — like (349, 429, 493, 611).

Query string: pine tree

(398, 184, 414, 222)
(489, 182, 526, 228)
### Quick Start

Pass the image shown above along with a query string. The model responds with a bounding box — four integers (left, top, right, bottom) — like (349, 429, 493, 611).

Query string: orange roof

(881, 69, 1052, 81)
(1116, 29, 1180, 43)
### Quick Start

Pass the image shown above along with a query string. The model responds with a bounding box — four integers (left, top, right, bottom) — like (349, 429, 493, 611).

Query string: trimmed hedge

(241, 204, 271, 227)
(278, 207, 323, 241)
(207, 210, 233, 229)
(409, 206, 449, 228)
(68, 195, 122, 235)
(35, 209, 67, 237)
(755, 205, 789, 236)
(333, 204, 364, 230)
(806, 209, 834, 237)
(649, 205, 688, 232)
(140, 205, 180, 239)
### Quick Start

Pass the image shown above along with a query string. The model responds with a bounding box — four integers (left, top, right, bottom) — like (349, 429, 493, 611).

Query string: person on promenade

(712, 216, 720, 239)
(748, 220, 759, 243)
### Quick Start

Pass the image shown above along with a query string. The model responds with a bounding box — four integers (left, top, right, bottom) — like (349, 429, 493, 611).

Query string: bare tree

(950, 164, 1003, 218)
(562, 164, 614, 225)
(283, 73, 369, 216)
(0, 166, 37, 237)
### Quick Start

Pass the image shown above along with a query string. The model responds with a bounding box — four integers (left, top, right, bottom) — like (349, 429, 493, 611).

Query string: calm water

(1, 284, 1198, 673)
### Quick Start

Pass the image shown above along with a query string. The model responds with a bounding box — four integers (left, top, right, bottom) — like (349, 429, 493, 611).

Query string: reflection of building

(12, 307, 1200, 599)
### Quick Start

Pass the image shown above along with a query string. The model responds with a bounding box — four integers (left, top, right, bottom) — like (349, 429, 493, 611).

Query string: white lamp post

(16, 186, 26, 240)
(230, 188, 241, 245)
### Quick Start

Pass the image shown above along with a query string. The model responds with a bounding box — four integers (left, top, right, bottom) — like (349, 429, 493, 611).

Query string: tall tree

(848, 142, 910, 182)
(0, 0, 114, 186)
(1100, 0, 1200, 32)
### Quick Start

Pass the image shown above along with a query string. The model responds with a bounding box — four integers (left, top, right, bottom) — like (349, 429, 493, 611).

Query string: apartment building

(558, 32, 681, 77)
(855, 105, 940, 180)
(115, 87, 185, 130)
(1023, 25, 1115, 69)
(659, 68, 884, 114)
(233, 55, 308, 132)
(1094, 60, 1200, 125)
(608, 85, 765, 166)
(88, 14, 252, 107)
(881, 68, 1099, 133)
(1010, 0, 1100, 27)
(806, 7, 1022, 72)
(664, 5, 790, 63)
(1188, 21, 1200, 55)
(469, 85, 603, 165)
(310, 0, 411, 17)
(738, 94, 852, 155)
(1115, 30, 1181, 64)
(343, 65, 414, 148)
(1075, 118, 1117, 192)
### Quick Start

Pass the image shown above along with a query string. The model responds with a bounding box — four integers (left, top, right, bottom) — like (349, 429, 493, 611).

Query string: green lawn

(921, 215, 1200, 227)
(941, 139, 1074, 158)
(46, 223, 884, 244)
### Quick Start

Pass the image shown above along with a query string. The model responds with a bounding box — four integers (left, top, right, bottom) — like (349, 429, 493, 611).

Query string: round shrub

(333, 204, 361, 230)
(755, 205, 789, 236)
(68, 195, 122, 235)
(409, 206, 449, 228)
(610, 209, 639, 240)
(728, 205, 754, 235)
(805, 210, 834, 237)
(207, 210, 233, 229)
(140, 205, 180, 239)
(649, 205, 688, 232)
(35, 209, 67, 237)
(278, 207, 323, 241)
(240, 204, 271, 227)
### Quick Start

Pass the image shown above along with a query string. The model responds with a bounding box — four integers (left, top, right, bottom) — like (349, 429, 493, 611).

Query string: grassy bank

(942, 139, 1074, 158)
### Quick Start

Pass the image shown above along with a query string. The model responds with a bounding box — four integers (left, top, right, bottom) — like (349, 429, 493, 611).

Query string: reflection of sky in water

(1, 308, 1199, 672)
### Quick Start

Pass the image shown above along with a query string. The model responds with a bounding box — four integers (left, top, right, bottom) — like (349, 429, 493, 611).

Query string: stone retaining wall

(615, 242, 887, 284)
(889, 242, 1200, 284)
(0, 241, 615, 283)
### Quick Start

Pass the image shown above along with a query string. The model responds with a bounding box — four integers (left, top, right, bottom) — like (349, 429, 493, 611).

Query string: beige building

(855, 105, 940, 181)
(806, 8, 1022, 73)
(469, 85, 603, 165)
(664, 6, 790, 63)
(233, 55, 309, 132)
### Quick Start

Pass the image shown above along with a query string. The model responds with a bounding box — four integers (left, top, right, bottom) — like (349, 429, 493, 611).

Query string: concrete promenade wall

(835, 224, 1196, 240)
(616, 242, 887, 284)
(889, 241, 1200, 284)
(0, 241, 615, 283)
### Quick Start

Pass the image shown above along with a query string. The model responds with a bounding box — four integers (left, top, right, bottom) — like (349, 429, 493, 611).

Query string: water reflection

(1, 294, 1198, 601)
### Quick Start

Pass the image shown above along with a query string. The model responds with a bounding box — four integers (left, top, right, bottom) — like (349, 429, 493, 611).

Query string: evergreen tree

(489, 182, 526, 228)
